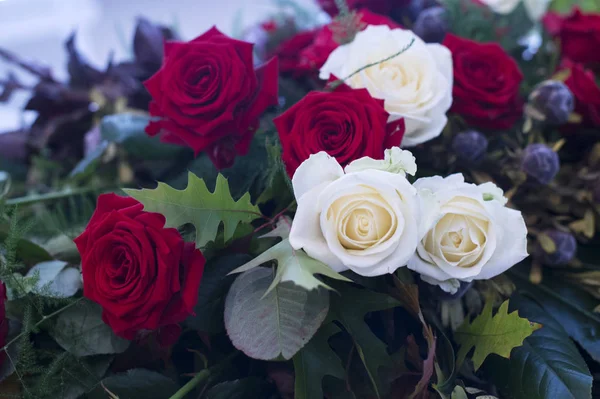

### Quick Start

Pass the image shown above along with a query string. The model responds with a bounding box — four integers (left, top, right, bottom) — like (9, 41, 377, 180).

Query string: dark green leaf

(68, 140, 108, 179)
(205, 377, 274, 399)
(61, 355, 113, 399)
(224, 267, 329, 360)
(486, 293, 592, 399)
(329, 283, 401, 398)
(510, 268, 600, 362)
(185, 253, 252, 333)
(50, 300, 130, 356)
(293, 323, 345, 399)
(0, 223, 53, 265)
(88, 369, 179, 399)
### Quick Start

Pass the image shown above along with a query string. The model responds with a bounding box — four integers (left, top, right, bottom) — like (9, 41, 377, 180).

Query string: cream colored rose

(289, 152, 420, 276)
(319, 25, 453, 147)
(408, 174, 528, 293)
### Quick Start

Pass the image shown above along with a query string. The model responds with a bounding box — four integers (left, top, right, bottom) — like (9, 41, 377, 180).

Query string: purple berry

(527, 80, 574, 126)
(413, 6, 448, 43)
(521, 144, 560, 185)
(452, 130, 488, 164)
(539, 230, 577, 265)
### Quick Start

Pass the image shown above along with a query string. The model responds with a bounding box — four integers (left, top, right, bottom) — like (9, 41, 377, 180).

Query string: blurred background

(0, 0, 321, 131)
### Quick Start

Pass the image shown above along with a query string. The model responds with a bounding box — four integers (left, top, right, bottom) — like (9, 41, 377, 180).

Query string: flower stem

(168, 351, 238, 399)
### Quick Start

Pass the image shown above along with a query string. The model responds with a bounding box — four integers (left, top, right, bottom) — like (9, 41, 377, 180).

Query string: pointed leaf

(224, 267, 329, 360)
(510, 268, 600, 362)
(88, 369, 178, 399)
(125, 172, 260, 248)
(455, 300, 540, 370)
(329, 283, 401, 398)
(231, 239, 351, 293)
(486, 293, 592, 399)
(293, 323, 345, 399)
(205, 377, 274, 399)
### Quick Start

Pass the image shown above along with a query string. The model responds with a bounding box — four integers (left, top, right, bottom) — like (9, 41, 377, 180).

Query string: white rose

(408, 174, 528, 293)
(478, 0, 550, 21)
(344, 147, 417, 176)
(289, 152, 420, 277)
(319, 25, 453, 147)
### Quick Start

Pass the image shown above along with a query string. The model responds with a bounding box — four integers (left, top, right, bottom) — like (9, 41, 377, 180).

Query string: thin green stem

(6, 187, 102, 207)
(327, 38, 416, 90)
(1, 297, 85, 353)
(168, 351, 238, 399)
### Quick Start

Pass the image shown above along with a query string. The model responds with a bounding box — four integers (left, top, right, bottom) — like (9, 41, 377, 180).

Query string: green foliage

(88, 369, 179, 399)
(231, 238, 351, 294)
(50, 300, 130, 357)
(455, 300, 540, 370)
(328, 284, 401, 398)
(509, 268, 600, 363)
(185, 253, 252, 333)
(204, 377, 275, 399)
(293, 323, 345, 399)
(550, 0, 600, 12)
(125, 172, 261, 248)
(224, 267, 330, 360)
(486, 293, 592, 399)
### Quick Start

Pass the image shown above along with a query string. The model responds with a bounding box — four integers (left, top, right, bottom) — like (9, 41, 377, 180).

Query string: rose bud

(527, 80, 574, 126)
(521, 143, 560, 185)
(413, 6, 448, 43)
(538, 229, 577, 266)
(452, 130, 488, 164)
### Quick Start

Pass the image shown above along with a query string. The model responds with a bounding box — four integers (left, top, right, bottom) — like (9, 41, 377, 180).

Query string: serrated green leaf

(329, 283, 401, 398)
(224, 267, 329, 360)
(231, 238, 351, 294)
(455, 300, 540, 370)
(125, 172, 261, 248)
(293, 323, 345, 399)
(486, 293, 592, 399)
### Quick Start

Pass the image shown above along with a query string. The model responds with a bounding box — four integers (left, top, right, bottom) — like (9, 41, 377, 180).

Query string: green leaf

(231, 238, 351, 294)
(293, 323, 345, 399)
(124, 172, 261, 248)
(185, 253, 252, 333)
(101, 113, 185, 159)
(68, 140, 109, 180)
(88, 369, 179, 399)
(224, 267, 329, 360)
(329, 283, 401, 398)
(486, 293, 592, 399)
(0, 223, 53, 265)
(50, 300, 130, 357)
(204, 378, 274, 399)
(510, 268, 600, 362)
(455, 299, 540, 370)
(61, 355, 113, 399)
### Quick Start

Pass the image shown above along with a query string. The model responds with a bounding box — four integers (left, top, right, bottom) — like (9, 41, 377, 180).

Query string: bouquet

(1, 0, 600, 398)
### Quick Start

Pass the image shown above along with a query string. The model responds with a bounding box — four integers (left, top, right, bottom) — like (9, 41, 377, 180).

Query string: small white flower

(478, 0, 550, 21)
(289, 152, 420, 277)
(344, 147, 417, 176)
(408, 174, 528, 294)
(319, 25, 453, 147)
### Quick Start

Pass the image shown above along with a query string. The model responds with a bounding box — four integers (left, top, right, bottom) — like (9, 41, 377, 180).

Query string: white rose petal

(479, 0, 521, 14)
(319, 25, 453, 147)
(289, 152, 419, 277)
(344, 147, 417, 176)
(409, 174, 528, 290)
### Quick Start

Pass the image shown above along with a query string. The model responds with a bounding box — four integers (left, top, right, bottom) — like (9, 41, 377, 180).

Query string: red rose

(543, 8, 600, 67)
(144, 27, 279, 169)
(563, 62, 600, 127)
(274, 84, 405, 176)
(443, 34, 523, 130)
(74, 194, 205, 344)
(273, 10, 400, 79)
(0, 282, 8, 366)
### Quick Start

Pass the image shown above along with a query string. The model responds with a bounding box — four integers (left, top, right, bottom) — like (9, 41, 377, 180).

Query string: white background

(0, 0, 320, 131)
